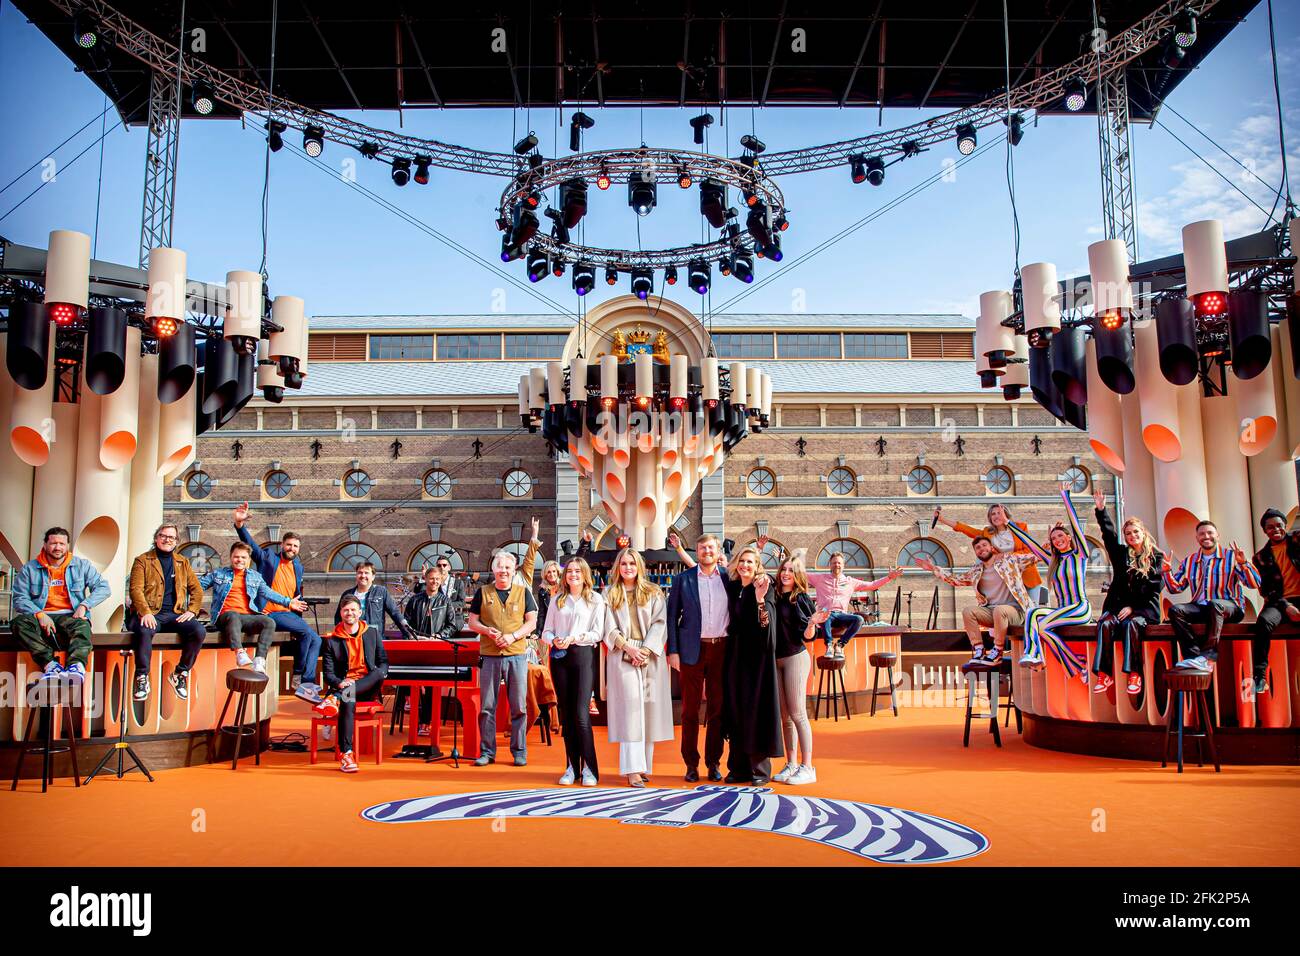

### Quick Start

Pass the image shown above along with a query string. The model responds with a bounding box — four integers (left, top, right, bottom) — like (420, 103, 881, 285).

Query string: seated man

(233, 502, 322, 702)
(334, 561, 416, 639)
(1162, 520, 1261, 673)
(403, 564, 462, 737)
(1251, 508, 1300, 695)
(199, 542, 305, 673)
(467, 550, 537, 767)
(127, 523, 207, 701)
(315, 594, 389, 773)
(11, 527, 108, 684)
(916, 536, 1035, 664)
(802, 547, 902, 660)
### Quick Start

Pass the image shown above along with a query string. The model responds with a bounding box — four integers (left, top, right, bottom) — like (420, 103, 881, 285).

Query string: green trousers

(10, 613, 93, 668)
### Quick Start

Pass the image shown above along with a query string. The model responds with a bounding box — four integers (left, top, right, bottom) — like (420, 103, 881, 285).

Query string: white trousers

(618, 739, 655, 775)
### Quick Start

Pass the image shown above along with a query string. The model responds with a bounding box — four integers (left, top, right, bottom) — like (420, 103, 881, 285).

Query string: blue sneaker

(38, 661, 64, 681)
(63, 661, 87, 683)
(1174, 655, 1210, 672)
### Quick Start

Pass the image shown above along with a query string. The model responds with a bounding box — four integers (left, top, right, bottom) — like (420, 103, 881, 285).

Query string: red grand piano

(382, 636, 481, 760)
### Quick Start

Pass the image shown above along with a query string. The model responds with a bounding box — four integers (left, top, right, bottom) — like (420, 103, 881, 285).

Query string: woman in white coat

(604, 547, 674, 788)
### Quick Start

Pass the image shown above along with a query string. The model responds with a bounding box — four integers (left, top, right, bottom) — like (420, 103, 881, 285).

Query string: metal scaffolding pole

(138, 68, 181, 267)
(1096, 68, 1140, 263)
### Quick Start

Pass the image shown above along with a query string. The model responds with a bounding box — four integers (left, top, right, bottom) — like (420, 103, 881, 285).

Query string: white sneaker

(251, 657, 267, 674)
(580, 767, 598, 787)
(787, 765, 817, 785)
(970, 648, 986, 661)
(291, 673, 302, 691)
(236, 650, 253, 668)
(557, 766, 576, 786)
(772, 762, 800, 783)
(321, 724, 334, 742)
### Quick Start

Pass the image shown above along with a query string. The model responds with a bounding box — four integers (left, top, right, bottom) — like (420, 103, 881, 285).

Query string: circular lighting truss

(499, 147, 786, 275)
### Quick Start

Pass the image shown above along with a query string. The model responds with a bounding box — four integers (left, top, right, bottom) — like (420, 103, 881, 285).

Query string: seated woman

(1090, 488, 1164, 695)
(1007, 483, 1092, 680)
(935, 502, 1044, 604)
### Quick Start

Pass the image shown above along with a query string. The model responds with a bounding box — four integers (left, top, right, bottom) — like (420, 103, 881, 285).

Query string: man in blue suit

(233, 502, 322, 701)
(667, 532, 735, 782)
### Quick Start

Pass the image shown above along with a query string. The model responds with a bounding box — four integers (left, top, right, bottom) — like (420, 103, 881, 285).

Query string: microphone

(931, 507, 940, 530)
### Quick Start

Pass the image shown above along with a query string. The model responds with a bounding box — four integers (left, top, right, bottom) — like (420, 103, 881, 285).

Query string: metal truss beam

(1097, 68, 1140, 261)
(139, 68, 180, 267)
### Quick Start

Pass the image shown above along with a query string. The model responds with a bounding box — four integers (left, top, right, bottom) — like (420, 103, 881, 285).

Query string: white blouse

(541, 592, 607, 647)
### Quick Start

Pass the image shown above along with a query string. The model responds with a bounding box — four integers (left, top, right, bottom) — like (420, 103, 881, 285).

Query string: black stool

(216, 669, 269, 770)
(961, 659, 1002, 747)
(998, 656, 1022, 732)
(1162, 669, 1219, 773)
(535, 702, 556, 745)
(869, 651, 899, 717)
(814, 656, 851, 721)
(11, 677, 81, 792)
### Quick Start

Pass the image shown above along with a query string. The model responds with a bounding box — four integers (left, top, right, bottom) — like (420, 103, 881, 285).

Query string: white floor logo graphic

(361, 786, 989, 864)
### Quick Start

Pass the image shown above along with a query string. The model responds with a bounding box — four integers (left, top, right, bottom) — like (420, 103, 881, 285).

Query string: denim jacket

(199, 566, 293, 615)
(13, 556, 111, 616)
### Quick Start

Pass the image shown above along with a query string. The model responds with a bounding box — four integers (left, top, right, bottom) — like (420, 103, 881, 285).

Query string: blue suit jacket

(236, 524, 304, 602)
(666, 565, 736, 667)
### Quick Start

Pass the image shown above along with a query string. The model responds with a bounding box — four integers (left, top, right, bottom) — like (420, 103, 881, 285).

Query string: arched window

(343, 469, 372, 498)
(264, 469, 292, 499)
(745, 467, 776, 497)
(827, 467, 856, 496)
(503, 469, 533, 498)
(743, 539, 785, 569)
(906, 466, 936, 495)
(1085, 536, 1109, 570)
(1063, 464, 1091, 493)
(184, 470, 212, 500)
(178, 542, 220, 574)
(984, 466, 1013, 495)
(329, 542, 383, 573)
(816, 539, 872, 570)
(899, 538, 951, 568)
(423, 469, 452, 498)
(410, 543, 464, 572)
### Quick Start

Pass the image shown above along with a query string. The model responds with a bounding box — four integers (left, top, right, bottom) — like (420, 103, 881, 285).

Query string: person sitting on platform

(315, 594, 389, 774)
(1163, 520, 1260, 674)
(334, 561, 416, 639)
(1006, 483, 1093, 680)
(467, 549, 538, 767)
(800, 543, 902, 660)
(403, 564, 462, 738)
(1250, 508, 1300, 694)
(1089, 489, 1165, 696)
(127, 523, 206, 701)
(934, 502, 1045, 604)
(915, 536, 1035, 665)
(11, 527, 108, 684)
(233, 502, 322, 702)
(199, 541, 303, 673)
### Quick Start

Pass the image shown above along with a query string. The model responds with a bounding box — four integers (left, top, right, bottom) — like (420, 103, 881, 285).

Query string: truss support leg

(139, 69, 181, 268)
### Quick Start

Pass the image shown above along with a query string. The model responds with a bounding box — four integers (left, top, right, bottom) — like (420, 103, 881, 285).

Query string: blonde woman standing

(604, 548, 673, 788)
(542, 558, 604, 786)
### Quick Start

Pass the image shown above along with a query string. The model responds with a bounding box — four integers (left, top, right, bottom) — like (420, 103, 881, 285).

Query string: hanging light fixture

(955, 123, 977, 155)
(1183, 219, 1229, 318)
(303, 125, 325, 157)
(1087, 238, 1136, 394)
(1021, 262, 1061, 347)
(1063, 78, 1088, 112)
(572, 262, 596, 296)
(191, 80, 215, 115)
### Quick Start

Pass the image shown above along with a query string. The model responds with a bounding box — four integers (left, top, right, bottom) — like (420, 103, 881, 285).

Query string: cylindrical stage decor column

(1233, 353, 1279, 456)
(157, 380, 197, 478)
(28, 403, 79, 556)
(72, 367, 126, 569)
(1247, 327, 1300, 550)
(1199, 392, 1255, 567)
(99, 325, 141, 469)
(1279, 320, 1300, 459)
(128, 353, 165, 562)
(1154, 384, 1210, 555)
(1085, 340, 1125, 473)
(0, 334, 35, 566)
(1134, 320, 1182, 461)
(9, 321, 56, 466)
(1119, 395, 1157, 529)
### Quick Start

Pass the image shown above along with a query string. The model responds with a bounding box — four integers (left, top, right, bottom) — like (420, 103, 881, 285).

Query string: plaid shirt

(1164, 546, 1261, 605)
(932, 552, 1037, 610)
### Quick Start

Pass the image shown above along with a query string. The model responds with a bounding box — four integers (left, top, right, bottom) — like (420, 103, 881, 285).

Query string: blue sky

(1, 4, 1295, 323)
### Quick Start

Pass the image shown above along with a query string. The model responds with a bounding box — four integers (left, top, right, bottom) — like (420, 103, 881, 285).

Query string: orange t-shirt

(1273, 542, 1300, 598)
(220, 570, 253, 615)
(263, 560, 297, 613)
(334, 622, 369, 682)
(38, 551, 73, 613)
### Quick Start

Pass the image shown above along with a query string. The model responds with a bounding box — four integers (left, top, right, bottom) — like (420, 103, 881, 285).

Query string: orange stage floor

(3, 695, 1297, 868)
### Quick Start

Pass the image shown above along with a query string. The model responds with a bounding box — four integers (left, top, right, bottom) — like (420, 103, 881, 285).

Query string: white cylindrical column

(569, 357, 587, 404)
(527, 367, 546, 411)
(574, 428, 594, 475)
(99, 325, 141, 469)
(44, 230, 91, 315)
(1247, 326, 1299, 550)
(1087, 239, 1134, 315)
(1200, 392, 1255, 562)
(702, 357, 719, 403)
(669, 354, 687, 405)
(635, 449, 659, 530)
(1234, 358, 1279, 456)
(978, 290, 1015, 360)
(72, 366, 125, 569)
(1002, 333, 1030, 389)
(1182, 220, 1229, 302)
(1134, 320, 1182, 461)
(746, 367, 762, 415)
(546, 361, 564, 406)
(127, 353, 164, 562)
(10, 325, 56, 466)
(516, 375, 529, 417)
(730, 361, 748, 405)
(28, 403, 79, 556)
(146, 248, 188, 331)
(223, 270, 263, 344)
(761, 371, 773, 417)
(0, 333, 34, 566)
(634, 353, 653, 402)
(1154, 384, 1210, 555)
(1021, 262, 1060, 341)
(157, 380, 196, 477)
(1085, 339, 1125, 473)
(600, 354, 619, 404)
(1119, 393, 1157, 531)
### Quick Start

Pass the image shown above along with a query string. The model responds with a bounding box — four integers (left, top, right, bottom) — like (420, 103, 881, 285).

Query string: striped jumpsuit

(1008, 489, 1092, 677)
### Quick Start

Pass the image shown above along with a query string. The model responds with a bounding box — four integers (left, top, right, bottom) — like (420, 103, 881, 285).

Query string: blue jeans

(268, 611, 321, 679)
(823, 611, 863, 647)
(479, 653, 528, 760)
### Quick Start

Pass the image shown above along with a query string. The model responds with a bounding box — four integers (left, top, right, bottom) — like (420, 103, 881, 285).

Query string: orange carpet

(3, 694, 1297, 867)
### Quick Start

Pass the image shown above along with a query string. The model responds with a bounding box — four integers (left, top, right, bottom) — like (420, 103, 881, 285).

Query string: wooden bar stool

(1162, 670, 1220, 773)
(311, 701, 383, 765)
(814, 655, 851, 721)
(869, 651, 899, 717)
(216, 669, 269, 770)
(961, 659, 1002, 747)
(11, 677, 81, 792)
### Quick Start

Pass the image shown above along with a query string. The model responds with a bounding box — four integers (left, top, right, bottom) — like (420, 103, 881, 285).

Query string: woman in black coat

(1090, 488, 1166, 696)
(721, 546, 784, 785)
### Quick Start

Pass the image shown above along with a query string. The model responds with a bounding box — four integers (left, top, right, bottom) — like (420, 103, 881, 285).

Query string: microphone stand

(426, 625, 472, 768)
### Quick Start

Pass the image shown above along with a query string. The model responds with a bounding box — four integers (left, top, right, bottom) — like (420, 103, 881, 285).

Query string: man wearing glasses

(434, 555, 467, 613)
(127, 523, 208, 701)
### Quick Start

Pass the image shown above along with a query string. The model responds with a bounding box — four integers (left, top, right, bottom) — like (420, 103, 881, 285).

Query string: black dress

(1093, 506, 1165, 675)
(721, 580, 784, 782)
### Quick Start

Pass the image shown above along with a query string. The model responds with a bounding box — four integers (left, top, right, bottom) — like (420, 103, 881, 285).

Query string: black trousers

(1169, 600, 1243, 663)
(335, 671, 384, 754)
(1091, 612, 1152, 675)
(130, 611, 206, 674)
(1252, 600, 1297, 674)
(216, 611, 276, 659)
(550, 645, 599, 778)
(726, 749, 771, 783)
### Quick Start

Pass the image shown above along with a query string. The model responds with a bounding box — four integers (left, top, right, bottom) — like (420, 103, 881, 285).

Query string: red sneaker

(1092, 673, 1114, 694)
(339, 751, 358, 773)
(1126, 674, 1143, 695)
(314, 695, 339, 719)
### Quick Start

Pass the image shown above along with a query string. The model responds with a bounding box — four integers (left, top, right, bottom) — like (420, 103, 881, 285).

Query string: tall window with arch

(329, 543, 383, 573)
(899, 538, 951, 568)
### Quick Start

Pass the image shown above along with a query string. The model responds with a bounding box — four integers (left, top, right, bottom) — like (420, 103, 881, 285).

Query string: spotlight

(572, 262, 596, 296)
(746, 204, 772, 248)
(773, 214, 789, 232)
(763, 236, 783, 262)
(665, 265, 678, 286)
(527, 249, 550, 282)
(358, 141, 380, 160)
(560, 178, 588, 228)
(546, 207, 571, 245)
(1174, 9, 1198, 48)
(596, 163, 611, 190)
(1006, 112, 1025, 146)
(551, 259, 566, 278)
(1098, 310, 1124, 332)
(391, 157, 411, 186)
(523, 189, 541, 209)
(605, 264, 619, 286)
(569, 112, 595, 151)
(73, 15, 98, 49)
(631, 268, 653, 300)
(153, 316, 179, 338)
(528, 153, 545, 170)
(865, 156, 885, 186)
(303, 125, 325, 157)
(48, 302, 79, 326)
(740, 134, 766, 154)
(700, 179, 727, 228)
(733, 254, 754, 284)
(413, 156, 431, 185)
(689, 113, 714, 144)
(688, 258, 710, 295)
(1093, 313, 1135, 394)
(267, 120, 286, 152)
(510, 206, 540, 247)
(1063, 78, 1087, 112)
(1192, 290, 1227, 317)
(1162, 39, 1187, 69)
(191, 80, 215, 115)
(628, 169, 657, 216)
(677, 166, 693, 189)
(955, 123, 977, 155)
(500, 237, 525, 262)
(849, 154, 867, 184)
(719, 255, 734, 278)
(1155, 296, 1198, 385)
(513, 133, 539, 155)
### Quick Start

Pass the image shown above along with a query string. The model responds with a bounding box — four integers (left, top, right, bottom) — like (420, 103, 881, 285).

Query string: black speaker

(85, 306, 128, 395)
(1155, 297, 1198, 386)
(1093, 318, 1135, 394)
(158, 322, 196, 403)
(1228, 287, 1272, 380)
(1049, 325, 1088, 405)
(6, 300, 50, 390)
(201, 335, 241, 416)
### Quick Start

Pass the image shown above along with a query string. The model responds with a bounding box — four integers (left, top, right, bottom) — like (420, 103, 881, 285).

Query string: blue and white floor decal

(361, 786, 989, 864)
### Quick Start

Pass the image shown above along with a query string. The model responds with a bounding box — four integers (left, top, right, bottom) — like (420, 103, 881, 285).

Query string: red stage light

(524, 191, 541, 208)
(596, 170, 611, 191)
(1099, 310, 1123, 331)
(705, 398, 719, 409)
(1193, 291, 1226, 317)
(635, 395, 650, 409)
(669, 396, 686, 410)
(48, 303, 78, 326)
(154, 316, 178, 337)
(678, 172, 692, 189)
(616, 535, 631, 549)
(601, 397, 616, 410)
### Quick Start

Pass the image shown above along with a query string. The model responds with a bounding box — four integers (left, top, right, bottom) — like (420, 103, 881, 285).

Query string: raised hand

(756, 533, 770, 552)
(530, 516, 541, 543)
(754, 573, 770, 600)
(1060, 479, 1074, 495)
(1161, 552, 1175, 574)
(667, 532, 680, 550)
(1230, 540, 1248, 564)
(915, 557, 935, 573)
(233, 501, 250, 527)
(581, 529, 594, 543)
(1093, 487, 1106, 511)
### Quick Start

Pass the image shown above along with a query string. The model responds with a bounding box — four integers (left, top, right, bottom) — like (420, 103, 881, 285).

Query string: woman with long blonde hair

(542, 557, 604, 785)
(771, 556, 827, 785)
(604, 548, 673, 787)
(721, 546, 784, 785)
(1090, 488, 1166, 695)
